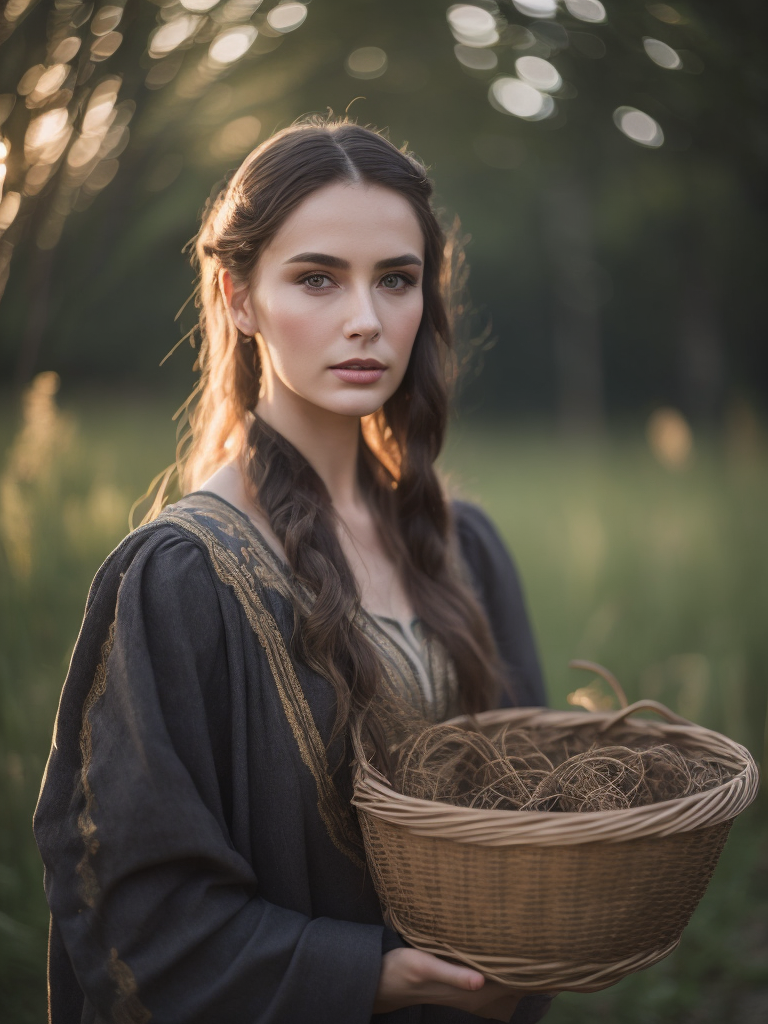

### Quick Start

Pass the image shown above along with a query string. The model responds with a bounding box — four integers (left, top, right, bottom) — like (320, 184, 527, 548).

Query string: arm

(35, 532, 384, 1024)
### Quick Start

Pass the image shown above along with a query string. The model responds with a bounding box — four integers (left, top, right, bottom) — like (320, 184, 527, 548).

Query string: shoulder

(86, 520, 226, 642)
(109, 491, 287, 620)
(105, 517, 218, 588)
(450, 499, 519, 585)
(451, 498, 504, 544)
(128, 523, 220, 601)
(450, 498, 547, 707)
(78, 494, 254, 636)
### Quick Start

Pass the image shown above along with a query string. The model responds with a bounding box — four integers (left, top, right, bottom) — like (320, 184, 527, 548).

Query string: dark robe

(33, 493, 552, 1024)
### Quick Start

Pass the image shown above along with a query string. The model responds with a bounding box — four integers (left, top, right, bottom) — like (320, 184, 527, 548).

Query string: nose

(343, 283, 382, 344)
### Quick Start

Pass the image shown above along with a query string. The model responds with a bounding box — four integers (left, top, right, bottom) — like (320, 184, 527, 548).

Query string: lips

(329, 358, 386, 385)
(330, 359, 386, 369)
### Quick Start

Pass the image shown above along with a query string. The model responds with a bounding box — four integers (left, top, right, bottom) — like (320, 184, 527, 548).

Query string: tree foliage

(1, 0, 766, 419)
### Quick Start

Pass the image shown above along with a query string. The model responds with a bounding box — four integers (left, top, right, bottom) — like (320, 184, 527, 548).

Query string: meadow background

(2, 0, 768, 1020)
(1, 382, 766, 1022)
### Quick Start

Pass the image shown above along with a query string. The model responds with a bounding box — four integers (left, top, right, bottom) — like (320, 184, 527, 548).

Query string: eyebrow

(284, 252, 423, 271)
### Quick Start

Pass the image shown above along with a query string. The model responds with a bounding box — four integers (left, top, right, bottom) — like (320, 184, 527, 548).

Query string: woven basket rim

(352, 703, 760, 846)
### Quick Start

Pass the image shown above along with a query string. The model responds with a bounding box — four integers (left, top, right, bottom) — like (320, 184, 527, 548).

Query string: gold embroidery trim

(76, 619, 116, 909)
(77, 621, 152, 1022)
(160, 506, 365, 869)
(358, 612, 428, 714)
(184, 493, 295, 600)
(107, 948, 152, 1024)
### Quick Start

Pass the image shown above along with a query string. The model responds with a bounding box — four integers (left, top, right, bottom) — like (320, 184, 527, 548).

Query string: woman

(34, 120, 552, 1024)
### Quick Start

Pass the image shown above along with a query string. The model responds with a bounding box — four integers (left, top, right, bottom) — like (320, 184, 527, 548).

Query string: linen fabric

(34, 493, 552, 1024)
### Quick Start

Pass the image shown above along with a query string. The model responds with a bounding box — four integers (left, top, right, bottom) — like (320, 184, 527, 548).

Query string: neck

(255, 391, 363, 513)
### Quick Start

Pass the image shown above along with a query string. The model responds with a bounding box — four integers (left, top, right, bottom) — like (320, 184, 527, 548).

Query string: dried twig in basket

(393, 720, 737, 812)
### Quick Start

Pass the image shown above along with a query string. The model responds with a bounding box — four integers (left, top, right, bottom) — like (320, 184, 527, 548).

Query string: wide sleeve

(34, 530, 384, 1024)
(452, 501, 547, 709)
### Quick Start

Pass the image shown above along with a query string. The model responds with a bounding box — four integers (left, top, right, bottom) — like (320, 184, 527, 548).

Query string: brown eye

(305, 274, 327, 288)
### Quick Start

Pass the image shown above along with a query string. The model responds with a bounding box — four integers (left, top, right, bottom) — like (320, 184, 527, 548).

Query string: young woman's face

(226, 181, 425, 420)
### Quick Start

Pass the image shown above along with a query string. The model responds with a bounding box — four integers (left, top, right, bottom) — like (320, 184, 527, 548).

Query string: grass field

(1, 382, 766, 1022)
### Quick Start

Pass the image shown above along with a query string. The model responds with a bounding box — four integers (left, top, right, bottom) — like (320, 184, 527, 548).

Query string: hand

(373, 947, 522, 1020)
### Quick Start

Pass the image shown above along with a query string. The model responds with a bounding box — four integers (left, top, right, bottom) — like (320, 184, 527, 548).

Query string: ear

(219, 268, 258, 336)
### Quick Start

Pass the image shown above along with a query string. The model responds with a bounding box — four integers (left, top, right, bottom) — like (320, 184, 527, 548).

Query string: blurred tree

(0, 0, 766, 424)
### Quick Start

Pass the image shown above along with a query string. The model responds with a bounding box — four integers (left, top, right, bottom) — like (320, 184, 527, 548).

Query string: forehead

(264, 182, 425, 262)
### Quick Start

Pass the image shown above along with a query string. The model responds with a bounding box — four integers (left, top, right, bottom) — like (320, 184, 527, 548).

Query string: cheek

(258, 291, 328, 364)
(391, 293, 424, 356)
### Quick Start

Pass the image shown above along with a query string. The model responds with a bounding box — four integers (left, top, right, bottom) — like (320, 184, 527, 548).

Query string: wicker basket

(352, 700, 759, 992)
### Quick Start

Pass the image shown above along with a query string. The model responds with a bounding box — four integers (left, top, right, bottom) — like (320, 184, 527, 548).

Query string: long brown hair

(147, 118, 502, 754)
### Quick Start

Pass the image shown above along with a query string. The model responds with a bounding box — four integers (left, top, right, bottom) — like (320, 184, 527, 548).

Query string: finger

(418, 954, 485, 991)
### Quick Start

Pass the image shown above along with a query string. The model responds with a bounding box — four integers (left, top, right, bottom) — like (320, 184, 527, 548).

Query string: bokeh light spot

(149, 16, 202, 58)
(82, 79, 121, 135)
(0, 95, 16, 126)
(67, 134, 102, 168)
(180, 0, 220, 10)
(210, 114, 261, 157)
(17, 65, 46, 97)
(84, 158, 120, 194)
(29, 64, 70, 103)
(490, 76, 554, 120)
(91, 32, 123, 62)
(23, 162, 56, 196)
(647, 3, 683, 24)
(27, 119, 72, 167)
(643, 37, 682, 69)
(91, 5, 123, 36)
(345, 47, 388, 79)
(266, 3, 307, 33)
(454, 44, 498, 70)
(447, 5, 499, 47)
(25, 108, 69, 151)
(209, 25, 258, 64)
(145, 54, 184, 89)
(613, 105, 664, 147)
(101, 124, 129, 160)
(221, 0, 264, 20)
(0, 191, 22, 232)
(51, 37, 82, 63)
(4, 0, 36, 21)
(512, 0, 557, 19)
(647, 408, 693, 469)
(564, 0, 606, 23)
(515, 55, 561, 91)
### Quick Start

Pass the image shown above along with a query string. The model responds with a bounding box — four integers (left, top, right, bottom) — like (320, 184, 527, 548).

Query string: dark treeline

(0, 0, 766, 427)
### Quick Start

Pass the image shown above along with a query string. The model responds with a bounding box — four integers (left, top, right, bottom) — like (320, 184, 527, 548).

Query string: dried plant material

(0, 371, 75, 578)
(393, 719, 737, 812)
(353, 701, 759, 993)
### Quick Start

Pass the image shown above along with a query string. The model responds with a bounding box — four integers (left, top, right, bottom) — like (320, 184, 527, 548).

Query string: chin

(316, 389, 395, 419)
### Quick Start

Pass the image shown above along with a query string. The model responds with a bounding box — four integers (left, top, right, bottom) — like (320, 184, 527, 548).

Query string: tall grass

(0, 383, 765, 1022)
(443, 421, 768, 1023)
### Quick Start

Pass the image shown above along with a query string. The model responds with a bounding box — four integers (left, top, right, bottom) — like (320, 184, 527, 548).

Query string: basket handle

(349, 718, 392, 787)
(597, 699, 694, 732)
(568, 660, 629, 708)
(568, 661, 694, 730)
